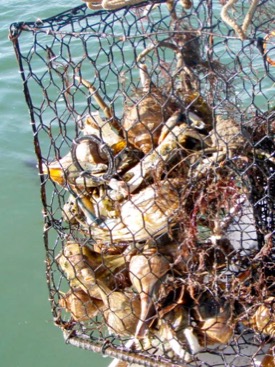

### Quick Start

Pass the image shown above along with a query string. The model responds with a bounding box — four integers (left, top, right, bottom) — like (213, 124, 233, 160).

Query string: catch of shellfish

(43, 44, 272, 367)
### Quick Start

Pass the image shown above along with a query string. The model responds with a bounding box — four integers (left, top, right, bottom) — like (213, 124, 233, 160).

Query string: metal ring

(71, 134, 115, 183)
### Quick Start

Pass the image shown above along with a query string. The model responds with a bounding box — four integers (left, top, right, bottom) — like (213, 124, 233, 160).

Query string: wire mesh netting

(10, 1, 275, 366)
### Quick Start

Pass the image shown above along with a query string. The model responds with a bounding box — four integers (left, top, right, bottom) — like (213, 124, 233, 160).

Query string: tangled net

(10, 1, 274, 366)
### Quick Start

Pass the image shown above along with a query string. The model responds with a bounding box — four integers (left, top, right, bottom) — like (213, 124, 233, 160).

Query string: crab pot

(10, 1, 274, 366)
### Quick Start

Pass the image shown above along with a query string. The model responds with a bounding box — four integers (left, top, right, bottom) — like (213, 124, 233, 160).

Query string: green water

(1, 1, 111, 366)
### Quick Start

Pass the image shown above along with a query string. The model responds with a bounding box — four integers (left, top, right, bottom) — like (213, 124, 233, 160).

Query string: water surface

(1, 1, 110, 366)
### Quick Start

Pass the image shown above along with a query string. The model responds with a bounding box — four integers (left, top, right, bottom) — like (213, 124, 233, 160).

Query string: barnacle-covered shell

(211, 115, 248, 149)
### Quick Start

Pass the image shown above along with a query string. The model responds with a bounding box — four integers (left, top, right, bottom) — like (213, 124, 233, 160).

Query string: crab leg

(75, 76, 113, 119)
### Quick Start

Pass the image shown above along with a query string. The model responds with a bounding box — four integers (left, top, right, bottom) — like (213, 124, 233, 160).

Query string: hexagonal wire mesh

(10, 0, 274, 366)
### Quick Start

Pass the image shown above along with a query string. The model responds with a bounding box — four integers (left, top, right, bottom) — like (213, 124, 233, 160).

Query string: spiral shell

(123, 91, 178, 154)
(123, 63, 178, 154)
(129, 250, 170, 337)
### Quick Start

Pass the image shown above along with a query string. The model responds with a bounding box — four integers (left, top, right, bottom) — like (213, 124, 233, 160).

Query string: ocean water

(1, 1, 111, 366)
(1, 1, 274, 367)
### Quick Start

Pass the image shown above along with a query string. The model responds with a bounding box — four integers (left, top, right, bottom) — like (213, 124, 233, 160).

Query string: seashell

(97, 280, 141, 336)
(56, 241, 127, 298)
(251, 297, 275, 337)
(261, 346, 275, 367)
(199, 312, 234, 345)
(59, 288, 103, 321)
(180, 0, 193, 9)
(129, 250, 170, 337)
(194, 295, 234, 345)
(211, 115, 248, 149)
(122, 63, 178, 154)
